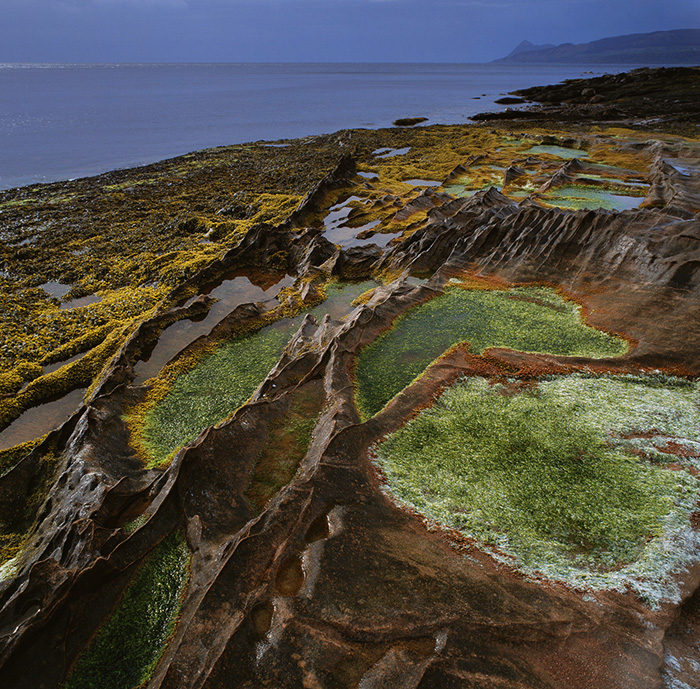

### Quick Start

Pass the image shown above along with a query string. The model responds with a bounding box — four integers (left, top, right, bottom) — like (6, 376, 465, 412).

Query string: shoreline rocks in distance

(392, 117, 429, 127)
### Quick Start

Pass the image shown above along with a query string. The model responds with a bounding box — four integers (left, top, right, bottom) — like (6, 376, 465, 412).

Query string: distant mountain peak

(495, 28, 700, 65)
(507, 40, 556, 57)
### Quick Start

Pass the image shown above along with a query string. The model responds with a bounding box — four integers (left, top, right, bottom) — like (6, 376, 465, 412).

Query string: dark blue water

(0, 62, 633, 191)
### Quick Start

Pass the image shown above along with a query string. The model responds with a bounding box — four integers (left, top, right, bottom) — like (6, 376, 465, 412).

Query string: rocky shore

(473, 66, 700, 132)
(0, 67, 699, 688)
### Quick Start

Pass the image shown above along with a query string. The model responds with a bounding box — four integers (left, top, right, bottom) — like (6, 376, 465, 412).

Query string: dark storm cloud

(3, 0, 699, 62)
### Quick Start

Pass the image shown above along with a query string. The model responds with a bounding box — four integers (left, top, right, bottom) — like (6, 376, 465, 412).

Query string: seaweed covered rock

(0, 90, 699, 688)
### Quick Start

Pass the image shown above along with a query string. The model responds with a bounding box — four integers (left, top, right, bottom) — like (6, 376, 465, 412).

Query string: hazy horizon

(3, 0, 699, 64)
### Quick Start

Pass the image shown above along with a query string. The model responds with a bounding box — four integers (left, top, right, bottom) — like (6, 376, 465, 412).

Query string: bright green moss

(138, 322, 294, 466)
(538, 185, 644, 211)
(63, 531, 191, 689)
(374, 375, 700, 605)
(355, 286, 628, 418)
(122, 513, 150, 534)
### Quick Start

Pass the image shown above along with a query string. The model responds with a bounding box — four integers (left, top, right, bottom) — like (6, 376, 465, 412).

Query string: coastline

(0, 64, 699, 688)
(1, 65, 698, 442)
(0, 61, 638, 192)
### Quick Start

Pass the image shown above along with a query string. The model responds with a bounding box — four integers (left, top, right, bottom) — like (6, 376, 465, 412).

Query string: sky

(3, 0, 699, 63)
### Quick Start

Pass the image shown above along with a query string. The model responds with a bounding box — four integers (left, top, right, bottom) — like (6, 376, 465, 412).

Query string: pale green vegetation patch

(374, 375, 700, 606)
(355, 286, 628, 418)
(524, 145, 589, 159)
(137, 281, 376, 466)
(539, 185, 643, 211)
(441, 185, 480, 199)
(63, 531, 191, 689)
(139, 321, 294, 465)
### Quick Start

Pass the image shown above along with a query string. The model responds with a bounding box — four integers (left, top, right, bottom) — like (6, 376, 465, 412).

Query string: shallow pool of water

(374, 147, 411, 159)
(327, 220, 400, 249)
(306, 280, 379, 322)
(41, 281, 71, 299)
(133, 272, 293, 385)
(60, 294, 102, 310)
(403, 179, 441, 187)
(539, 185, 642, 211)
(577, 174, 647, 188)
(322, 197, 400, 248)
(43, 350, 90, 374)
(322, 196, 363, 237)
(524, 145, 589, 159)
(442, 186, 482, 198)
(0, 387, 87, 450)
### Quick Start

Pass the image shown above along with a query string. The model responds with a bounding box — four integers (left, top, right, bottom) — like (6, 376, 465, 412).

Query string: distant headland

(493, 28, 700, 64)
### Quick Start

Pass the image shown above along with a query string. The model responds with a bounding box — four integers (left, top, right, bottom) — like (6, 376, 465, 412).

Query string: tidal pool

(374, 147, 411, 159)
(442, 166, 506, 198)
(373, 375, 700, 605)
(43, 351, 91, 375)
(442, 186, 479, 199)
(321, 198, 394, 247)
(134, 281, 377, 466)
(524, 145, 589, 159)
(539, 184, 643, 211)
(60, 294, 102, 310)
(354, 285, 628, 418)
(0, 387, 87, 451)
(133, 272, 293, 385)
(63, 532, 190, 689)
(41, 281, 71, 299)
(403, 179, 441, 187)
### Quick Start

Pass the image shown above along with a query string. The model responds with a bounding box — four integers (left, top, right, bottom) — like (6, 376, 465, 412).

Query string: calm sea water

(0, 62, 633, 191)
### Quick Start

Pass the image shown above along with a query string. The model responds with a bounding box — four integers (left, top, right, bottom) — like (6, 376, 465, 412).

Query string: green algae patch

(134, 321, 295, 467)
(129, 281, 376, 467)
(523, 145, 589, 159)
(538, 184, 644, 211)
(355, 286, 628, 418)
(0, 448, 60, 574)
(63, 531, 190, 689)
(373, 375, 700, 605)
(245, 380, 324, 514)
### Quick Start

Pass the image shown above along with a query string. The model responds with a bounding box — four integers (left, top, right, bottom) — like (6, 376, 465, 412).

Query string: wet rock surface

(0, 72, 700, 688)
(473, 66, 700, 130)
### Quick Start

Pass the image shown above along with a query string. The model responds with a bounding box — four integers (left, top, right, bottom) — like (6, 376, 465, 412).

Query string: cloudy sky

(3, 0, 699, 63)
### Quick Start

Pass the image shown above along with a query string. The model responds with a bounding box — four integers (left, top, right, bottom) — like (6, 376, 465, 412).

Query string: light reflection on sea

(0, 62, 639, 191)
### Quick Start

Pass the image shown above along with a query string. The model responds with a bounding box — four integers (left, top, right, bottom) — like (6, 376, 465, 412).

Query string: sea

(0, 62, 636, 191)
